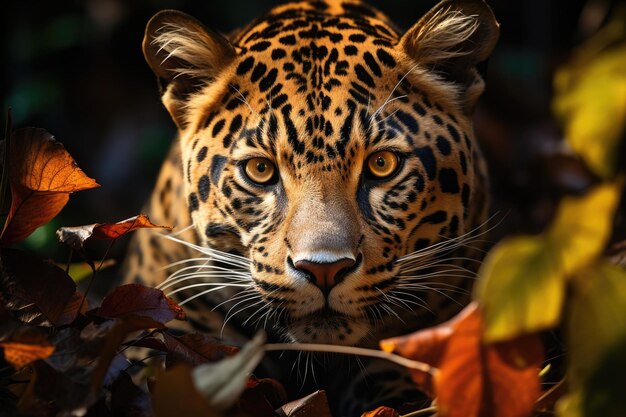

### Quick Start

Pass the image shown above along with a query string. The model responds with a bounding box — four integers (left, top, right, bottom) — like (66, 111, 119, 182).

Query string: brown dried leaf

(94, 283, 185, 324)
(1, 128, 99, 245)
(0, 248, 77, 326)
(277, 390, 333, 417)
(135, 331, 239, 366)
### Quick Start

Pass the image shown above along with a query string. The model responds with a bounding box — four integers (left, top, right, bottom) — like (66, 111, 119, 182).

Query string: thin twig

(401, 406, 438, 417)
(264, 343, 437, 375)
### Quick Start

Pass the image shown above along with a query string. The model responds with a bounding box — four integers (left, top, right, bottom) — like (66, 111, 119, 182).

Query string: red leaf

(0, 248, 77, 326)
(1, 128, 99, 245)
(57, 290, 89, 325)
(380, 303, 543, 417)
(95, 284, 186, 324)
(237, 376, 286, 417)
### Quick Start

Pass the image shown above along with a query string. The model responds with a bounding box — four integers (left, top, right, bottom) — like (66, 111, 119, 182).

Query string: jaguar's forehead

(234, 0, 399, 47)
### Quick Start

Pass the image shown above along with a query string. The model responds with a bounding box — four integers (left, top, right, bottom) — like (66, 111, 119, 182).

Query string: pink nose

(294, 258, 356, 294)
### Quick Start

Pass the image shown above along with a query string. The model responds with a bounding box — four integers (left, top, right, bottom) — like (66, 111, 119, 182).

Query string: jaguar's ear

(143, 10, 236, 129)
(399, 0, 499, 112)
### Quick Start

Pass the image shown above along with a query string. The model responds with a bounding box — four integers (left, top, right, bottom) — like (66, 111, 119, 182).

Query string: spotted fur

(124, 0, 498, 413)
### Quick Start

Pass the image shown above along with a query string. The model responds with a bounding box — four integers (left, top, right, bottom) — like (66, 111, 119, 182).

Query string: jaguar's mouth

(285, 307, 370, 345)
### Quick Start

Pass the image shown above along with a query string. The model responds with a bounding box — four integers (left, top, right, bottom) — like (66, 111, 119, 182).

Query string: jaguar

(124, 0, 499, 413)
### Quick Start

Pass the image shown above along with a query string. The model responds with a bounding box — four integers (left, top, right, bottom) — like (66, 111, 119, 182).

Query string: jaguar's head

(143, 0, 498, 345)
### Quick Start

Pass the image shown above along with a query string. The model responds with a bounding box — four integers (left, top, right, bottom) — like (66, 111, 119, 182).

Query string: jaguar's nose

(294, 257, 356, 295)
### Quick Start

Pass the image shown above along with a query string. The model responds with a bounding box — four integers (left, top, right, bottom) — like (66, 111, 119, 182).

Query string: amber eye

(244, 158, 276, 185)
(367, 151, 399, 179)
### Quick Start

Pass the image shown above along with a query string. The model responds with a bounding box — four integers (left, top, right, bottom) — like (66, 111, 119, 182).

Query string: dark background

(1, 0, 618, 261)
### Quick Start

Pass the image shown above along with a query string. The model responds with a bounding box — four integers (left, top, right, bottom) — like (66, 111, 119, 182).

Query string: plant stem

(401, 406, 438, 417)
(264, 343, 437, 375)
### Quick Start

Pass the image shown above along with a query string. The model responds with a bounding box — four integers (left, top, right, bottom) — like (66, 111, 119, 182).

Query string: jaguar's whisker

(166, 282, 252, 297)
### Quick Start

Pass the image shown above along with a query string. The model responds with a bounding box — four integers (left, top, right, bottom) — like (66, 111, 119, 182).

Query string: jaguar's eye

(244, 157, 276, 185)
(366, 151, 400, 179)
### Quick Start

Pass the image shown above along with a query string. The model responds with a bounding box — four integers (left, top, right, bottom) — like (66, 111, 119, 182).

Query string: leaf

(553, 15, 626, 179)
(556, 391, 583, 417)
(0, 306, 55, 368)
(109, 371, 154, 417)
(153, 364, 221, 417)
(94, 283, 186, 324)
(381, 303, 543, 417)
(0, 341, 54, 368)
(475, 236, 564, 341)
(568, 262, 626, 388)
(56, 290, 89, 325)
(28, 316, 165, 414)
(277, 390, 333, 417)
(57, 214, 171, 254)
(360, 406, 400, 417)
(0, 248, 78, 326)
(547, 182, 622, 275)
(581, 335, 626, 417)
(192, 332, 266, 411)
(237, 376, 286, 417)
(0, 128, 99, 245)
(134, 331, 239, 366)
(476, 182, 622, 341)
(89, 315, 166, 391)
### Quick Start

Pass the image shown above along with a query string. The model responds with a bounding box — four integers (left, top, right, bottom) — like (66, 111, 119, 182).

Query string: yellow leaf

(476, 236, 564, 342)
(548, 182, 622, 276)
(553, 16, 626, 179)
(568, 262, 626, 386)
(476, 182, 621, 342)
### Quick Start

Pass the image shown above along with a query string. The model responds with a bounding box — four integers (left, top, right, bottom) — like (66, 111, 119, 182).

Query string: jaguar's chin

(285, 309, 369, 345)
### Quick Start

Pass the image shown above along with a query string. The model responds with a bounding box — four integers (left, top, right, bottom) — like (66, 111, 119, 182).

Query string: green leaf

(476, 182, 621, 342)
(476, 236, 564, 341)
(583, 335, 626, 417)
(568, 262, 626, 387)
(559, 263, 626, 417)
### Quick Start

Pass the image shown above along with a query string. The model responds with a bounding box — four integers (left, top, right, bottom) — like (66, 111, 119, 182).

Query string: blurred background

(1, 0, 624, 262)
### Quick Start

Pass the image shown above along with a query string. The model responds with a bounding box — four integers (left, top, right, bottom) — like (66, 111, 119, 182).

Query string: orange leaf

(1, 128, 99, 245)
(91, 214, 171, 240)
(380, 303, 543, 417)
(361, 406, 400, 417)
(2, 191, 68, 245)
(0, 341, 55, 368)
(56, 214, 171, 253)
(380, 314, 454, 397)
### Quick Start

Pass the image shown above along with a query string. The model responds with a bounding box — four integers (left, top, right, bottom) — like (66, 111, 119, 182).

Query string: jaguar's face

(143, 0, 498, 345)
